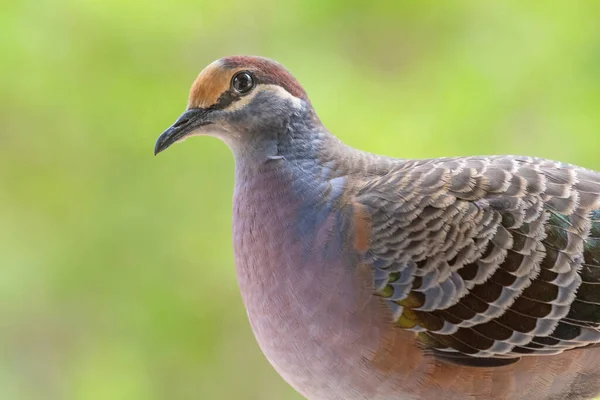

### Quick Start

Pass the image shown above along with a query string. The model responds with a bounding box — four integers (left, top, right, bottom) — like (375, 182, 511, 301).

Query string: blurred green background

(2, 1, 600, 399)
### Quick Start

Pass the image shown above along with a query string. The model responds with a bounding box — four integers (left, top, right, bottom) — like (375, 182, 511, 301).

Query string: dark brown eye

(231, 71, 254, 94)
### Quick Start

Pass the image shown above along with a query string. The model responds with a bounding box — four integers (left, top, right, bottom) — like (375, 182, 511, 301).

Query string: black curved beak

(154, 108, 211, 155)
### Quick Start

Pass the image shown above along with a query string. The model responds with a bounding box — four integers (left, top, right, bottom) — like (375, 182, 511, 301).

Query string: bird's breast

(230, 166, 423, 399)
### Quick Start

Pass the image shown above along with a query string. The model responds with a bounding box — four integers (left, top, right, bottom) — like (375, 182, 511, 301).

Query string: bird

(154, 56, 600, 400)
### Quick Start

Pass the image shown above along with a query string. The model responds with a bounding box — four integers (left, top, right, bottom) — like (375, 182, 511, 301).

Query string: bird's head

(154, 56, 313, 156)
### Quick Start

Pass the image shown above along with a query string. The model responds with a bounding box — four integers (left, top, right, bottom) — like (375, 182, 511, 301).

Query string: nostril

(173, 118, 190, 128)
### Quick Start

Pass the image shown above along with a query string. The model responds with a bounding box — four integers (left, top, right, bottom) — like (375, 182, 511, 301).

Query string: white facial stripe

(175, 125, 239, 143)
(223, 84, 303, 113)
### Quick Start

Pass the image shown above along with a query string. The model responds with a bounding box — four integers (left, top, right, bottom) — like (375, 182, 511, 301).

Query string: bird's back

(356, 155, 600, 360)
(356, 154, 600, 399)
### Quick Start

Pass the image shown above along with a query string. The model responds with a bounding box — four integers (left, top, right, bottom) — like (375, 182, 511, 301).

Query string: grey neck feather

(231, 105, 336, 173)
(230, 100, 398, 188)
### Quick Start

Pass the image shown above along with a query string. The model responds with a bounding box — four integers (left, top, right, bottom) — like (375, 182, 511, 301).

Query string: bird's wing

(354, 155, 600, 366)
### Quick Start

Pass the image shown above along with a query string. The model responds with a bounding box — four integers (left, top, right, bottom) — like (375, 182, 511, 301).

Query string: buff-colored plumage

(155, 56, 600, 399)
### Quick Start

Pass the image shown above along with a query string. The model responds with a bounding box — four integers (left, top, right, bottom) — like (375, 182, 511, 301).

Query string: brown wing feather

(356, 155, 600, 364)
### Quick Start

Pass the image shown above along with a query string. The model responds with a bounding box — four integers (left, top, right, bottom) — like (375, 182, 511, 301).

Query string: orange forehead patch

(187, 60, 237, 109)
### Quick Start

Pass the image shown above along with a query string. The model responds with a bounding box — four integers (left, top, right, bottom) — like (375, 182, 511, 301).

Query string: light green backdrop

(2, 1, 600, 399)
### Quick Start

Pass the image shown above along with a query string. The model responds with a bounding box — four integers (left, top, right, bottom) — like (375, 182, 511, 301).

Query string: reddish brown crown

(187, 56, 308, 109)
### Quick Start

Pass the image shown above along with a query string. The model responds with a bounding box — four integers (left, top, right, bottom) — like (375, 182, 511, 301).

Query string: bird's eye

(231, 71, 255, 94)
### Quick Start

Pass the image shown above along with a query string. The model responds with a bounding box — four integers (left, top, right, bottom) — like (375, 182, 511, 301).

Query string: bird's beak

(154, 108, 212, 155)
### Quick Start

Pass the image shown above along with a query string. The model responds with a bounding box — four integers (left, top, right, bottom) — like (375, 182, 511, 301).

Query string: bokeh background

(2, 1, 600, 399)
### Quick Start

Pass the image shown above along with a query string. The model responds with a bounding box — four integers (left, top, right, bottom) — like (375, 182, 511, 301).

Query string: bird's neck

(232, 115, 340, 172)
(230, 115, 355, 282)
(232, 128, 338, 222)
(232, 112, 394, 186)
